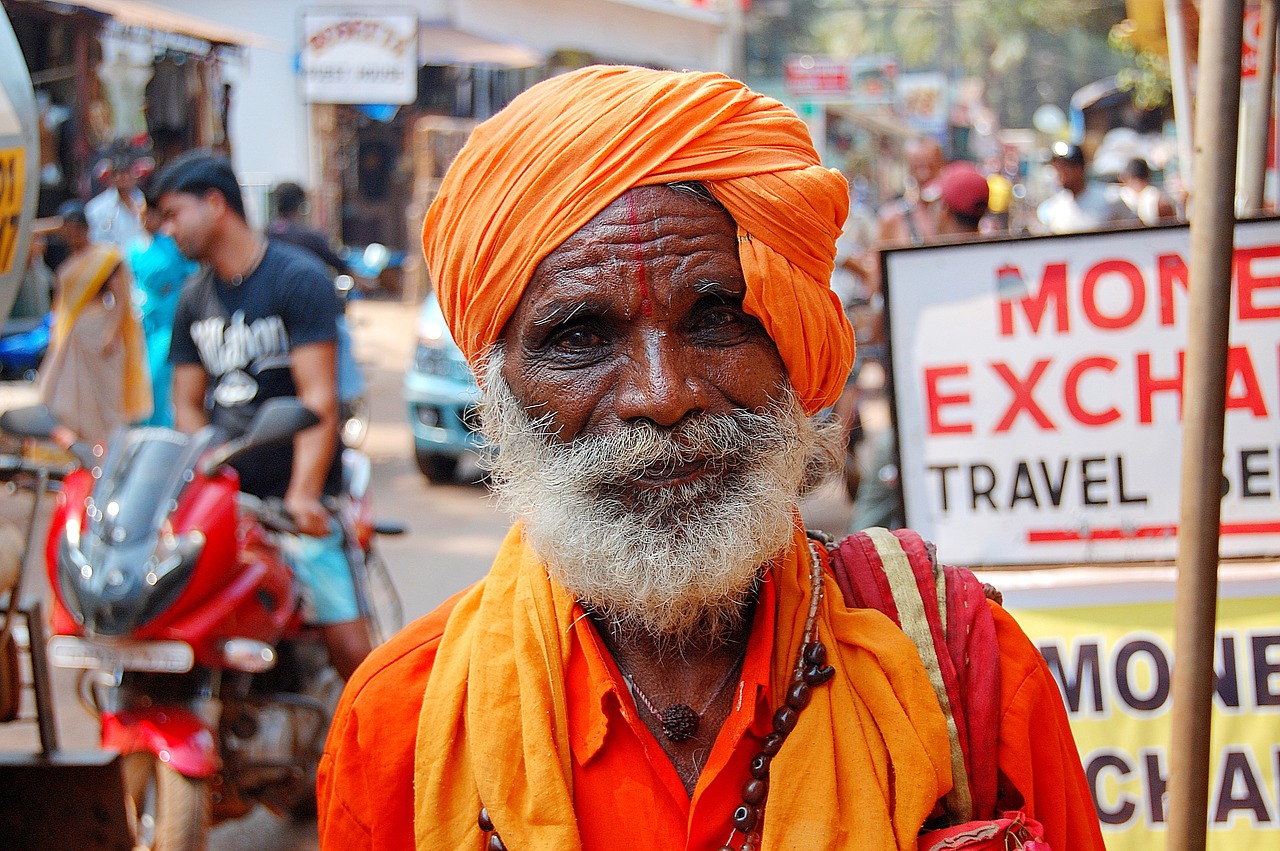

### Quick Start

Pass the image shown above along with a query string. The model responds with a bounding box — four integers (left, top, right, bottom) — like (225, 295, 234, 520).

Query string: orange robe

(318, 525, 1105, 850)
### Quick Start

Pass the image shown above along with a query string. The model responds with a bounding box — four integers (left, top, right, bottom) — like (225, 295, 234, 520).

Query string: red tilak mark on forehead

(624, 193, 653, 317)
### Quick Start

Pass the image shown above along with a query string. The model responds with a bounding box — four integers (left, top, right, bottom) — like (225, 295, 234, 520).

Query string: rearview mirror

(0, 405, 59, 441)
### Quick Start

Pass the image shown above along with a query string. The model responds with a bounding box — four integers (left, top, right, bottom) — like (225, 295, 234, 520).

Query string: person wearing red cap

(936, 161, 991, 236)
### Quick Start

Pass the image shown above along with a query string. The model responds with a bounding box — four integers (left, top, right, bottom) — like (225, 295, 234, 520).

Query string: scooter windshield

(91, 427, 213, 542)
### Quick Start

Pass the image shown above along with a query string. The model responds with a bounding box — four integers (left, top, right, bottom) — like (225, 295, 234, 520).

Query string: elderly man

(318, 67, 1103, 851)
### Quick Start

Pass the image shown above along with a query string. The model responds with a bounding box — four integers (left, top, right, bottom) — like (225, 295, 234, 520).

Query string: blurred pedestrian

(266, 181, 367, 430)
(86, 152, 147, 250)
(154, 151, 372, 680)
(39, 200, 151, 444)
(849, 162, 991, 535)
(1036, 142, 1139, 234)
(1118, 157, 1178, 225)
(127, 186, 198, 427)
(267, 182, 353, 277)
(878, 137, 946, 246)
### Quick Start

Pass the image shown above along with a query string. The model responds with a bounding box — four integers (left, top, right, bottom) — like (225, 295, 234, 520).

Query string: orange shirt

(319, 583, 1104, 850)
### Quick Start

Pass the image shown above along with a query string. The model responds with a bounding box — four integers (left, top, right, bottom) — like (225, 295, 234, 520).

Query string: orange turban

(422, 64, 854, 414)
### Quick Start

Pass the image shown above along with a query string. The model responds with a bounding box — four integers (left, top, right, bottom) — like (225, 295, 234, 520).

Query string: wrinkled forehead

(518, 184, 744, 308)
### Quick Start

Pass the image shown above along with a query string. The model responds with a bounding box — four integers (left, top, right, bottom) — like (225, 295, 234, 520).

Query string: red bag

(919, 811, 1049, 851)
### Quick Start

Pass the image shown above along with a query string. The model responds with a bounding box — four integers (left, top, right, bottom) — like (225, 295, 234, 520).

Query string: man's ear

(202, 188, 227, 217)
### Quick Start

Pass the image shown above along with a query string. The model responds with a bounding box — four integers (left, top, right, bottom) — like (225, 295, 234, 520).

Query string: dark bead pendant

(487, 833, 508, 851)
(760, 732, 785, 755)
(478, 807, 494, 832)
(803, 641, 827, 667)
(786, 681, 812, 709)
(742, 778, 768, 805)
(749, 753, 772, 778)
(658, 703, 699, 741)
(772, 705, 799, 735)
(732, 804, 760, 833)
(803, 664, 836, 685)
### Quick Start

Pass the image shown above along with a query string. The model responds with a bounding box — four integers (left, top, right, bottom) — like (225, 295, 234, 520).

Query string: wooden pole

(1243, 0, 1279, 212)
(1166, 1, 1244, 849)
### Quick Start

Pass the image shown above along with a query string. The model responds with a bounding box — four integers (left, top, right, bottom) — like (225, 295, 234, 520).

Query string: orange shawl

(413, 522, 953, 848)
(421, 65, 854, 415)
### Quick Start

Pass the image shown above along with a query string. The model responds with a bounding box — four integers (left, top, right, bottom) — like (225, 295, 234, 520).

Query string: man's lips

(633, 458, 712, 487)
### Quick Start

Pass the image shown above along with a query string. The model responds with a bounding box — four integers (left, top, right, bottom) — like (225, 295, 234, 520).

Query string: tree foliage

(747, 0, 1131, 127)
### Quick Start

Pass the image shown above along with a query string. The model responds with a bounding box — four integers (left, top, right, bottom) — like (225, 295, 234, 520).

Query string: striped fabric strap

(863, 527, 973, 822)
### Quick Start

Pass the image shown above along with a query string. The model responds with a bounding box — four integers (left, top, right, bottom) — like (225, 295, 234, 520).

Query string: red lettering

(1157, 253, 1189, 326)
(998, 263, 1070, 336)
(1082, 260, 1146, 330)
(1234, 244, 1280, 320)
(1225, 345, 1269, 416)
(924, 365, 973, 435)
(1136, 351, 1185, 424)
(992, 359, 1057, 432)
(1064, 357, 1121, 426)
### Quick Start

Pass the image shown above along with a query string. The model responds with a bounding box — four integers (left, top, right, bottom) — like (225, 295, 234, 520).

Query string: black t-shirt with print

(169, 241, 341, 498)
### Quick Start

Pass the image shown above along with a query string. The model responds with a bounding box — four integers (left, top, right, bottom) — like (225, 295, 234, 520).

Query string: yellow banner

(1012, 595, 1280, 850)
(0, 146, 24, 276)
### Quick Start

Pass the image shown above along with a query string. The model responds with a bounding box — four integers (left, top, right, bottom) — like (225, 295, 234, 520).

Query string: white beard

(478, 353, 839, 649)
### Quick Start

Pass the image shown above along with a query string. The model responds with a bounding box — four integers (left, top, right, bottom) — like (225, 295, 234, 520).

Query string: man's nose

(613, 336, 707, 428)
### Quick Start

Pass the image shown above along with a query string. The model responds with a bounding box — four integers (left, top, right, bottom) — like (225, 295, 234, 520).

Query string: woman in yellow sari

(39, 201, 151, 445)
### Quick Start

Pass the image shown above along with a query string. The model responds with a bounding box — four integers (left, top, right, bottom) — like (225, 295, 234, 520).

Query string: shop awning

(419, 25, 542, 69)
(45, 0, 274, 49)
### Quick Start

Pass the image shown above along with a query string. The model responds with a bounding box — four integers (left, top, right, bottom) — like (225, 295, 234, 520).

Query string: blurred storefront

(1, 0, 260, 215)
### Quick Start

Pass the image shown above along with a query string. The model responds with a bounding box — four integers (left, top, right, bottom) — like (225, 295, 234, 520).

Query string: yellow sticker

(0, 146, 25, 276)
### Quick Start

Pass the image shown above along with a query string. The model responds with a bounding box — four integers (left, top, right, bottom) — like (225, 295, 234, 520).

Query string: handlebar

(236, 493, 299, 535)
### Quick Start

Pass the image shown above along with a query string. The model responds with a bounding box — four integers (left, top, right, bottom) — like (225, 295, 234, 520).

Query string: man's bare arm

(172, 364, 210, 433)
(286, 340, 339, 537)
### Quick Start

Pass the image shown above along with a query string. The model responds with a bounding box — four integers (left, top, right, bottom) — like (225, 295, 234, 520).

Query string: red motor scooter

(0, 398, 402, 851)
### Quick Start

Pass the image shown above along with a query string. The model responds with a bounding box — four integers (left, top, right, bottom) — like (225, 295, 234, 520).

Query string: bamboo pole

(1166, 1, 1244, 849)
(1242, 0, 1278, 212)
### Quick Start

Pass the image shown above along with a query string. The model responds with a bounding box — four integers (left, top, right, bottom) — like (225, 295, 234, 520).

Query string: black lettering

(1086, 753, 1137, 825)
(1143, 750, 1168, 823)
(1038, 458, 1069, 505)
(1038, 640, 1104, 713)
(1212, 749, 1273, 824)
(1115, 455, 1149, 505)
(1009, 460, 1039, 508)
(0, 215, 16, 274)
(1215, 633, 1240, 709)
(970, 464, 996, 510)
(1081, 456, 1108, 506)
(928, 465, 958, 511)
(1253, 633, 1280, 706)
(1240, 448, 1273, 498)
(1115, 639, 1171, 712)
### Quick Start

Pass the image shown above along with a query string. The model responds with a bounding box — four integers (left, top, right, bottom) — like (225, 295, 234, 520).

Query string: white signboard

(885, 222, 1280, 566)
(301, 9, 418, 105)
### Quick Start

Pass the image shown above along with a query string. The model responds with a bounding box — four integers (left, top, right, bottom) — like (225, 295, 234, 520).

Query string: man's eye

(549, 325, 603, 351)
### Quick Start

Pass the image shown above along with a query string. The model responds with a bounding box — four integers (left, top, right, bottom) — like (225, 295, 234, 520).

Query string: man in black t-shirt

(154, 151, 371, 680)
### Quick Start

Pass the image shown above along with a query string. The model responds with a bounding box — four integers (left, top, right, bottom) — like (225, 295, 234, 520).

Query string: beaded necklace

(622, 644, 747, 742)
(478, 539, 835, 851)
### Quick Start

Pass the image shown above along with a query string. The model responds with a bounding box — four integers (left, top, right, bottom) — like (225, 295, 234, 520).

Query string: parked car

(404, 292, 484, 483)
